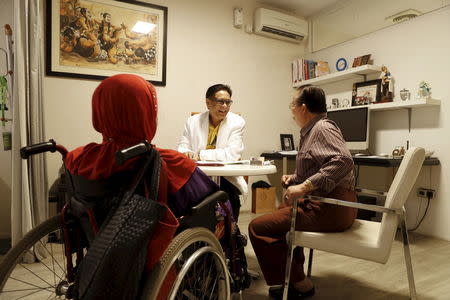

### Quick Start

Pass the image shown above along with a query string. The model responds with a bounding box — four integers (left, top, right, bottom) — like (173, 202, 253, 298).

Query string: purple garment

(169, 167, 235, 219)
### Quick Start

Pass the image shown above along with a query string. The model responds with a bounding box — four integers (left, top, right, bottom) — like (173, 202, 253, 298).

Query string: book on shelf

(292, 58, 329, 84)
(317, 61, 330, 77)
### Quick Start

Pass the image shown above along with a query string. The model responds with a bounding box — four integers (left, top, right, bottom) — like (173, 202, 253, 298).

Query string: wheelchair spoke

(0, 216, 75, 300)
(208, 275, 219, 300)
(205, 261, 217, 299)
(16, 263, 56, 289)
(174, 250, 224, 300)
(20, 251, 65, 283)
(49, 242, 57, 290)
(14, 287, 57, 300)
(2, 285, 54, 293)
(2, 277, 54, 293)
(38, 239, 66, 277)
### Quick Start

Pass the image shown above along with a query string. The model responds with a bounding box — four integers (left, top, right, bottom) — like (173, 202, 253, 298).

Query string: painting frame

(351, 56, 362, 68)
(351, 79, 381, 106)
(280, 134, 295, 151)
(46, 0, 168, 86)
(352, 54, 372, 68)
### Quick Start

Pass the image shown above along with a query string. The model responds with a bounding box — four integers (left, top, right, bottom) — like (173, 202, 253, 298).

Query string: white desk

(198, 164, 277, 185)
(198, 164, 277, 177)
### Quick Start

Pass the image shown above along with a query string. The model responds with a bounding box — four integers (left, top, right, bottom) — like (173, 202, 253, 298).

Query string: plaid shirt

(292, 114, 355, 194)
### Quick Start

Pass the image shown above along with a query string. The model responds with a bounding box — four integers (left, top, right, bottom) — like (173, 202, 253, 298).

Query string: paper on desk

(196, 160, 250, 166)
(278, 150, 298, 155)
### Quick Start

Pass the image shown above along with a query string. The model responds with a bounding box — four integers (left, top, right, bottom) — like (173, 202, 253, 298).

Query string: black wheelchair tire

(141, 227, 230, 300)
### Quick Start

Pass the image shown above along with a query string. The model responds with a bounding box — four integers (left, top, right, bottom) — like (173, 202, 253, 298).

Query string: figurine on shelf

(379, 65, 393, 102)
(399, 88, 411, 101)
(418, 81, 431, 99)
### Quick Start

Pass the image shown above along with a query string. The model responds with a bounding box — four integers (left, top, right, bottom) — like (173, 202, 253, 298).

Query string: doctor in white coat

(177, 84, 247, 220)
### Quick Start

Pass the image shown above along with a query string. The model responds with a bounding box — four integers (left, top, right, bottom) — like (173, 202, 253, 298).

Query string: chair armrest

(303, 195, 400, 215)
(355, 188, 388, 197)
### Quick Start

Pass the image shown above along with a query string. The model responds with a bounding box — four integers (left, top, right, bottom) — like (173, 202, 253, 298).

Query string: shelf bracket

(407, 108, 412, 132)
(356, 73, 367, 82)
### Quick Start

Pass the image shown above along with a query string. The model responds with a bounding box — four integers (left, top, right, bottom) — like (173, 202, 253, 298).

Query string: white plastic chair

(283, 147, 425, 300)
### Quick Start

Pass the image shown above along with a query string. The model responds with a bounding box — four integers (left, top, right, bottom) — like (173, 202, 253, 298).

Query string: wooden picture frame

(352, 79, 382, 106)
(352, 56, 362, 68)
(360, 54, 371, 65)
(352, 54, 372, 68)
(47, 0, 167, 85)
(280, 134, 295, 151)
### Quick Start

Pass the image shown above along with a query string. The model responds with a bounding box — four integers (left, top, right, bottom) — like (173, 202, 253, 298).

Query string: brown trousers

(248, 187, 357, 285)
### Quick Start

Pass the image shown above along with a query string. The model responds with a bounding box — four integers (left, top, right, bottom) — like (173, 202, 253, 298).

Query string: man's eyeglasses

(212, 98, 233, 107)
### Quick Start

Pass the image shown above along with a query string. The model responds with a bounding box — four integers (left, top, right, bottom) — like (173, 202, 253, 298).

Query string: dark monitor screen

(326, 107, 368, 142)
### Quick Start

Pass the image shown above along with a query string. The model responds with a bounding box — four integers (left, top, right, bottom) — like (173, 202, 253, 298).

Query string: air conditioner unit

(254, 8, 307, 43)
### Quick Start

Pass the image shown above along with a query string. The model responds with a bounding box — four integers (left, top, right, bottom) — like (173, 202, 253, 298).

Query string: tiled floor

(1, 212, 450, 299)
(238, 212, 450, 300)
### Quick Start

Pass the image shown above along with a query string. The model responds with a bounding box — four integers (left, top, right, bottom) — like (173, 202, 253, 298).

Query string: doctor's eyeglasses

(213, 98, 233, 107)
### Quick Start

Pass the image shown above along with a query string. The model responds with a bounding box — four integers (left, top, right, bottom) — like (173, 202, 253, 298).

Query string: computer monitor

(326, 107, 369, 151)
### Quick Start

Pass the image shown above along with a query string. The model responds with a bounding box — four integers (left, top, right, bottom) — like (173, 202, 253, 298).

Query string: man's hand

(183, 151, 199, 161)
(281, 174, 294, 188)
(283, 183, 308, 206)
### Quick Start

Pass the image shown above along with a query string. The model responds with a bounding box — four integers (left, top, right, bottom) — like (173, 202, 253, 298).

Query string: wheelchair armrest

(178, 191, 229, 233)
(190, 191, 229, 212)
(303, 195, 400, 215)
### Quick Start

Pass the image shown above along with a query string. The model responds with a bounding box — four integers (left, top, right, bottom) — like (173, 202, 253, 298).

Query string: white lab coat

(177, 111, 248, 196)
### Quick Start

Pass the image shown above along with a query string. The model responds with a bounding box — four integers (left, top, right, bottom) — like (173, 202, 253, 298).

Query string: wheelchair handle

(115, 140, 152, 165)
(20, 139, 58, 159)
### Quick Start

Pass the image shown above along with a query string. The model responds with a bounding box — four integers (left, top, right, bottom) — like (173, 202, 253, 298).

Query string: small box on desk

(252, 187, 276, 213)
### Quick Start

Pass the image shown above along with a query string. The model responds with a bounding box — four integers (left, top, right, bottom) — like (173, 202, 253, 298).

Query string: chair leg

(307, 249, 314, 277)
(282, 200, 299, 300)
(400, 211, 417, 300)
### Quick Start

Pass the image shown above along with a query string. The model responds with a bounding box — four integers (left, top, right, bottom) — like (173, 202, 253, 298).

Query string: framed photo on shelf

(352, 56, 362, 68)
(352, 79, 381, 106)
(352, 54, 372, 68)
(47, 0, 168, 85)
(360, 54, 371, 65)
(280, 134, 295, 151)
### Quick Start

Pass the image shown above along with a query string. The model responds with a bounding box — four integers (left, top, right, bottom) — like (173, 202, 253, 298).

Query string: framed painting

(47, 0, 167, 85)
(351, 79, 381, 106)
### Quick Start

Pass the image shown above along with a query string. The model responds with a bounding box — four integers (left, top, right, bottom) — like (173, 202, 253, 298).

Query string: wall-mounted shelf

(369, 98, 441, 111)
(328, 98, 441, 132)
(293, 64, 382, 88)
(328, 98, 441, 112)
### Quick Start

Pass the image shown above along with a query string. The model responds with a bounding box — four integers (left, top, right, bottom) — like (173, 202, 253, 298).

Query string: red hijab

(65, 74, 196, 194)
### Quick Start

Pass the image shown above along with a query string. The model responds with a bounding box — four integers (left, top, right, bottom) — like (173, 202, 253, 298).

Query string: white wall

(43, 0, 304, 212)
(0, 0, 13, 238)
(310, 0, 448, 51)
(308, 6, 450, 240)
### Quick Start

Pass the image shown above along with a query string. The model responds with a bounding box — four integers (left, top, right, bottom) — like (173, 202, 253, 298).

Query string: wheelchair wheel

(142, 227, 230, 300)
(0, 215, 76, 299)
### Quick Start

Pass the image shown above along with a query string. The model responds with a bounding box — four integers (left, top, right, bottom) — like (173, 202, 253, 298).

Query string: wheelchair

(0, 140, 250, 299)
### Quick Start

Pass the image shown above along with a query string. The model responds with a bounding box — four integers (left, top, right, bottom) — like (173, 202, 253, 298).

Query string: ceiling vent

(387, 9, 422, 24)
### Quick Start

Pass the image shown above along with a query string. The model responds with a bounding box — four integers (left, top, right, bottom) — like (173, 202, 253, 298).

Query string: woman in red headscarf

(65, 74, 220, 270)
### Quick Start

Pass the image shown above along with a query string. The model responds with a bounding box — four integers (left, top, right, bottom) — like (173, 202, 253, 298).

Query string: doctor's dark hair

(294, 85, 327, 113)
(206, 84, 232, 100)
